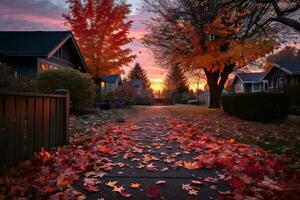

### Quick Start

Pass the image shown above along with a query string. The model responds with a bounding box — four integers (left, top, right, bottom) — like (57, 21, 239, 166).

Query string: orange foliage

(65, 0, 135, 77)
(152, 8, 277, 74)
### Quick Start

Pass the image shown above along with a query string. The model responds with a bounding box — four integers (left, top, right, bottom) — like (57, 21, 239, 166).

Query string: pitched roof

(0, 31, 71, 57)
(236, 72, 265, 82)
(275, 61, 300, 74)
(102, 74, 121, 83)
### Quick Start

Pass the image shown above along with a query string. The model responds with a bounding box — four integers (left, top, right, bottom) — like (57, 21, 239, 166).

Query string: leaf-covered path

(73, 107, 229, 199)
(1, 106, 299, 200)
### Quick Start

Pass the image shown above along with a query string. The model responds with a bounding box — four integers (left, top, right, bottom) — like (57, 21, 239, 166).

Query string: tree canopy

(144, 0, 277, 108)
(65, 0, 135, 78)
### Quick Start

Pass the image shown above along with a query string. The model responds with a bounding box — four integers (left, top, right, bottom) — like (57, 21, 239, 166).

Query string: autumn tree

(164, 63, 189, 96)
(128, 63, 150, 88)
(64, 0, 135, 78)
(144, 0, 276, 108)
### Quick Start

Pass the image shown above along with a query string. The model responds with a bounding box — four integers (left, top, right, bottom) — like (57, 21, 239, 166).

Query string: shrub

(284, 85, 300, 106)
(221, 93, 289, 122)
(114, 85, 135, 103)
(0, 63, 38, 92)
(37, 69, 96, 111)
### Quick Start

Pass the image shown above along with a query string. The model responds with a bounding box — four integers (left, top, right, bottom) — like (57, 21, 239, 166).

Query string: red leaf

(147, 187, 160, 198)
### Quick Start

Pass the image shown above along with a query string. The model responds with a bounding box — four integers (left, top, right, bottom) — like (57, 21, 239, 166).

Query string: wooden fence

(0, 91, 69, 167)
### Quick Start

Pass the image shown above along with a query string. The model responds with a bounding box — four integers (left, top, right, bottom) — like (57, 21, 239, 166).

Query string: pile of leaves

(168, 119, 300, 199)
(167, 107, 300, 159)
(0, 123, 134, 199)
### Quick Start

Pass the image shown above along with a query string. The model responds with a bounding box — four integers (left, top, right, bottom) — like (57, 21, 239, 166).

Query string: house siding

(264, 67, 299, 91)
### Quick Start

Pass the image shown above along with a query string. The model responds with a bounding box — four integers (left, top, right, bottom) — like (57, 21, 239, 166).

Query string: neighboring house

(263, 61, 300, 91)
(198, 89, 228, 106)
(231, 72, 267, 93)
(101, 74, 122, 94)
(198, 90, 210, 106)
(0, 31, 88, 76)
(131, 79, 150, 97)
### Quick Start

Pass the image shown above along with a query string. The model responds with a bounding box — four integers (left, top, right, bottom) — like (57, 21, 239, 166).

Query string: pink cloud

(0, 0, 66, 31)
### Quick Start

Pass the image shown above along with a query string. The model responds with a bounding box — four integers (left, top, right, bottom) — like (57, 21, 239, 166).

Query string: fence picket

(26, 97, 35, 159)
(15, 96, 26, 163)
(43, 98, 50, 149)
(4, 96, 15, 166)
(34, 98, 44, 151)
(0, 97, 4, 167)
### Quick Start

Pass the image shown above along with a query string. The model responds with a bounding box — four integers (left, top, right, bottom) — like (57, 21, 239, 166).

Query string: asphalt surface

(73, 107, 229, 200)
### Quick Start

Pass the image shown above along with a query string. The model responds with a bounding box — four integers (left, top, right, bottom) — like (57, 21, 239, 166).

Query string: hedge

(37, 69, 96, 111)
(284, 85, 300, 106)
(221, 93, 289, 122)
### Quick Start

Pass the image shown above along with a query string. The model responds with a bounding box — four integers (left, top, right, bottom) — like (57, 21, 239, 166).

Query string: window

(235, 83, 243, 93)
(40, 63, 49, 71)
(252, 83, 260, 92)
(101, 82, 105, 89)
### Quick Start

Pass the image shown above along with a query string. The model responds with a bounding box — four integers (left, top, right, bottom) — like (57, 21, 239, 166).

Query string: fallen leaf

(130, 183, 141, 188)
(156, 180, 167, 185)
(106, 181, 118, 188)
(112, 186, 125, 193)
(147, 187, 160, 198)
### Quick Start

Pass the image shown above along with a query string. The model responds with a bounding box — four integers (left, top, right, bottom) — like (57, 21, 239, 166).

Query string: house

(131, 79, 150, 97)
(232, 72, 268, 93)
(198, 89, 229, 106)
(263, 61, 300, 91)
(0, 31, 88, 76)
(198, 90, 210, 106)
(101, 74, 122, 94)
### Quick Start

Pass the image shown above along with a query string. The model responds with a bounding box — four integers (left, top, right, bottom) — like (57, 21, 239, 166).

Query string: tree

(64, 0, 135, 78)
(163, 63, 189, 96)
(239, 0, 300, 33)
(144, 0, 276, 108)
(128, 63, 150, 88)
(267, 46, 300, 63)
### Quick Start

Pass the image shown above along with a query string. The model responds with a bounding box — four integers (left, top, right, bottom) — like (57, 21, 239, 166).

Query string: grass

(166, 105, 300, 157)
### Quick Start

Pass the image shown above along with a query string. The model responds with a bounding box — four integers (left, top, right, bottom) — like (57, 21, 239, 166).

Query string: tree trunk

(208, 85, 222, 108)
(205, 64, 235, 108)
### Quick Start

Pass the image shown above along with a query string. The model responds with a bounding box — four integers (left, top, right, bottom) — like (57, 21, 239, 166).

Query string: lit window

(101, 82, 105, 89)
(40, 63, 49, 71)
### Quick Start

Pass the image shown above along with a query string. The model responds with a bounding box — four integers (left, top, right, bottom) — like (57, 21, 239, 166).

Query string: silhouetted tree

(164, 63, 189, 96)
(268, 46, 300, 63)
(128, 63, 150, 88)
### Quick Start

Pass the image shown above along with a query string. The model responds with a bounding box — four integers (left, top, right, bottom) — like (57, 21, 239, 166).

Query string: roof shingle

(237, 72, 265, 82)
(0, 31, 71, 56)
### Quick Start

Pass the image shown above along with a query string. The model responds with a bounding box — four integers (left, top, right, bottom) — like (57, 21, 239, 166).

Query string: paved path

(74, 107, 229, 200)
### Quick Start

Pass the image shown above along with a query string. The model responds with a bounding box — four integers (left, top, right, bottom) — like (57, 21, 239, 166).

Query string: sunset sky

(1, 0, 298, 92)
(0, 0, 173, 91)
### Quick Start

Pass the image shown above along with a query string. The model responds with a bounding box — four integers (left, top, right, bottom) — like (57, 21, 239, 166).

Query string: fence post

(55, 89, 70, 145)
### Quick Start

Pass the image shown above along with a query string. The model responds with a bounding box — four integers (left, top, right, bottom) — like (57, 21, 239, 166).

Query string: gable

(0, 31, 88, 73)
(263, 66, 290, 80)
